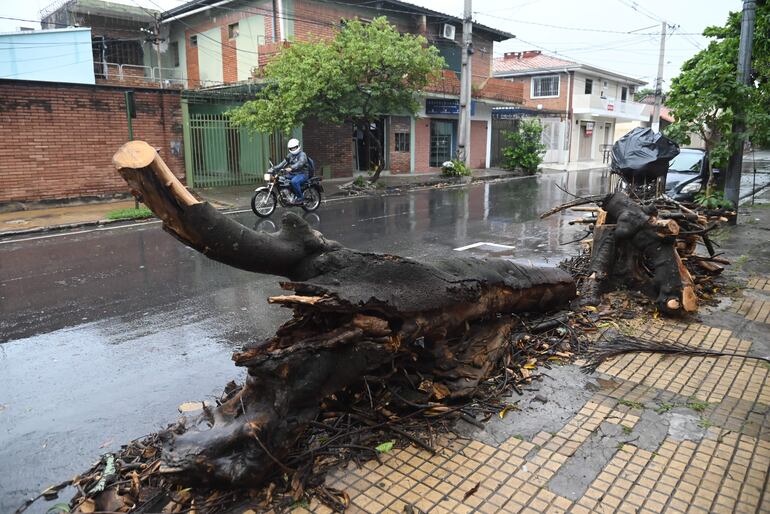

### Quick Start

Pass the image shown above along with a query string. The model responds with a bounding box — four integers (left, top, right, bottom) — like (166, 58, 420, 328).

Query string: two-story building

(493, 50, 648, 166)
(150, 0, 524, 183)
(41, 0, 160, 87)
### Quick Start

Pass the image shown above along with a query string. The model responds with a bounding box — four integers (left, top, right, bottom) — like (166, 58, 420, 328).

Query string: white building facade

(494, 51, 648, 165)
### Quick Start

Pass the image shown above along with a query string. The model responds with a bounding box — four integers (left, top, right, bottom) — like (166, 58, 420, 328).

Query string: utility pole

(651, 20, 667, 133)
(725, 0, 757, 215)
(142, 18, 165, 88)
(457, 0, 472, 166)
(155, 15, 163, 89)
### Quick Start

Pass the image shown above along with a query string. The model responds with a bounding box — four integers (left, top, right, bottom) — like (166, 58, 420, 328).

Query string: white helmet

(288, 138, 301, 155)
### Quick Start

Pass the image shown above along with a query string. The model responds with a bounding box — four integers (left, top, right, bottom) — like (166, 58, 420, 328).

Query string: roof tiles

(494, 52, 576, 74)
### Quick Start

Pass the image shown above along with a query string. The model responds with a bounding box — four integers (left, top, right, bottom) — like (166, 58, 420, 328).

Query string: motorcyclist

(273, 138, 311, 204)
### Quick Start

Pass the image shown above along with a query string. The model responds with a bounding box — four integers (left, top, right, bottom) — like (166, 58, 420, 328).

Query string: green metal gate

(189, 113, 271, 187)
(181, 85, 294, 188)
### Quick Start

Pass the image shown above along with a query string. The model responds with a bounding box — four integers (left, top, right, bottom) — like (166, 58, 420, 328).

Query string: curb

(0, 173, 545, 240)
(0, 216, 158, 239)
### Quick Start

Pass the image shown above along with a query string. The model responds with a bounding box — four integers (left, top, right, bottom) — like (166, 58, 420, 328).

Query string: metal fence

(188, 114, 286, 188)
(94, 62, 221, 88)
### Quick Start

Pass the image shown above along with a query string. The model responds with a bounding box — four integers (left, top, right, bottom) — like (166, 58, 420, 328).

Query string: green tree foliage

(665, 2, 770, 180)
(229, 17, 445, 174)
(502, 119, 546, 174)
(633, 87, 656, 102)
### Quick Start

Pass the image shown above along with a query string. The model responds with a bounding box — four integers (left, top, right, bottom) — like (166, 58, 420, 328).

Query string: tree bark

(112, 141, 577, 488)
(582, 191, 697, 314)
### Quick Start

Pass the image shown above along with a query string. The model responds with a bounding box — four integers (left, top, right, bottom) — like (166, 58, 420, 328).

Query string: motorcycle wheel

(251, 189, 277, 217)
(301, 187, 322, 212)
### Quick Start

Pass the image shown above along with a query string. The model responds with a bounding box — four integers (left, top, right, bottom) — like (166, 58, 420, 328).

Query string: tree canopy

(228, 17, 446, 136)
(665, 2, 770, 169)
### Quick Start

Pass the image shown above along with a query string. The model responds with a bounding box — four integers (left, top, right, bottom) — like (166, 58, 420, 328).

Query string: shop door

(578, 122, 594, 161)
(540, 118, 562, 163)
(354, 119, 386, 171)
(430, 120, 455, 167)
(491, 117, 518, 167)
(604, 122, 613, 145)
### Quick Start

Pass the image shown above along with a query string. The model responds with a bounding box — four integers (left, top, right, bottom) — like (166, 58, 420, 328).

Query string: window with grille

(532, 75, 559, 98)
(394, 132, 409, 152)
(228, 23, 239, 39)
(584, 78, 593, 95)
(103, 39, 142, 65)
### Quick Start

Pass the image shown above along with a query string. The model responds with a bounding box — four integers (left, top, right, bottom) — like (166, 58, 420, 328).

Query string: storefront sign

(491, 107, 561, 119)
(426, 98, 476, 116)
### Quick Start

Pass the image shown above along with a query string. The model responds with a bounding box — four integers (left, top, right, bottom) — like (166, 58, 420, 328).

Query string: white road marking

(453, 241, 515, 252)
(0, 220, 162, 244)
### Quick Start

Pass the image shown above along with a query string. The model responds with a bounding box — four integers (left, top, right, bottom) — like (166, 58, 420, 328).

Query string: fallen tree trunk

(110, 141, 576, 489)
(545, 190, 716, 315)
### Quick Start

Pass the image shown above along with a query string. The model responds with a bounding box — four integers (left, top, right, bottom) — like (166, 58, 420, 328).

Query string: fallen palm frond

(582, 336, 770, 373)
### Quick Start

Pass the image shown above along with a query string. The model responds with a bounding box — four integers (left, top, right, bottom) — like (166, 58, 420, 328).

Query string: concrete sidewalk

(0, 168, 517, 237)
(299, 191, 770, 514)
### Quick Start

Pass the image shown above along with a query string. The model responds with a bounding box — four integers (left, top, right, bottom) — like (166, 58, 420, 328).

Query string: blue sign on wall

(426, 99, 476, 116)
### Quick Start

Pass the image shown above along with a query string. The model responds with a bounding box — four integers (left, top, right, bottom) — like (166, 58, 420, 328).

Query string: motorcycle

(251, 162, 323, 218)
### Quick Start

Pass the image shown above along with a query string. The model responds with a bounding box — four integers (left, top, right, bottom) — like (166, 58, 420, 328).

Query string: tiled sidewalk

(294, 274, 770, 513)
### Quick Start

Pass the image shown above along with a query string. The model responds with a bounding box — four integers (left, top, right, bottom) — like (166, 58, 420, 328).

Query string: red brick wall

(414, 117, 431, 173)
(302, 118, 353, 178)
(505, 73, 569, 111)
(471, 34, 493, 86)
(389, 116, 411, 174)
(185, 33, 200, 87)
(0, 80, 184, 205)
(470, 120, 488, 169)
(181, 0, 274, 85)
(221, 26, 238, 83)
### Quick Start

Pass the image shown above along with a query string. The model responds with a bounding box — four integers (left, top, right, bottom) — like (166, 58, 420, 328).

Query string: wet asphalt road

(0, 169, 608, 512)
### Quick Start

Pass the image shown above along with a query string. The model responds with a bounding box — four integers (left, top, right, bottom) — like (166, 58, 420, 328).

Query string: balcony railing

(572, 94, 647, 119)
(94, 62, 223, 88)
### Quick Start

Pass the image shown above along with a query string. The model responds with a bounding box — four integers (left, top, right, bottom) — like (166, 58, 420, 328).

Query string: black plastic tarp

(611, 127, 680, 182)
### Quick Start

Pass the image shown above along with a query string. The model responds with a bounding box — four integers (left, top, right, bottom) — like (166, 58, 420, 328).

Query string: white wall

(198, 27, 224, 85)
(236, 15, 264, 81)
(0, 28, 95, 84)
(573, 71, 638, 102)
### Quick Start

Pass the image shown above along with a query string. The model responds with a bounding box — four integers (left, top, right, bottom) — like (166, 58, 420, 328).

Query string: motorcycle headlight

(263, 173, 272, 182)
(680, 182, 702, 194)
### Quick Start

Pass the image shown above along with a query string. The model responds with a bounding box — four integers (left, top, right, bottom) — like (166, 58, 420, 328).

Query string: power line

(615, 0, 664, 24)
(500, 36, 655, 80)
(472, 12, 699, 36)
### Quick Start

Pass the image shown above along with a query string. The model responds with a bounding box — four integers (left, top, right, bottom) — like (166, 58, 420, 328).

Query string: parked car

(665, 148, 718, 201)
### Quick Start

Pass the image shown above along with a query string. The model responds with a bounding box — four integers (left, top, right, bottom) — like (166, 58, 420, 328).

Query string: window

(621, 86, 628, 102)
(436, 42, 461, 73)
(395, 132, 410, 152)
(170, 41, 179, 67)
(228, 22, 239, 39)
(189, 35, 197, 47)
(584, 78, 593, 95)
(532, 75, 559, 98)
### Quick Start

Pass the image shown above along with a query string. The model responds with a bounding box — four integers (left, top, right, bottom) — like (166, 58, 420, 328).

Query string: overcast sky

(0, 0, 741, 90)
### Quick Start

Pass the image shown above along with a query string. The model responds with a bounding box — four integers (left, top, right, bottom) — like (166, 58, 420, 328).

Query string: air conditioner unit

(442, 24, 456, 40)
